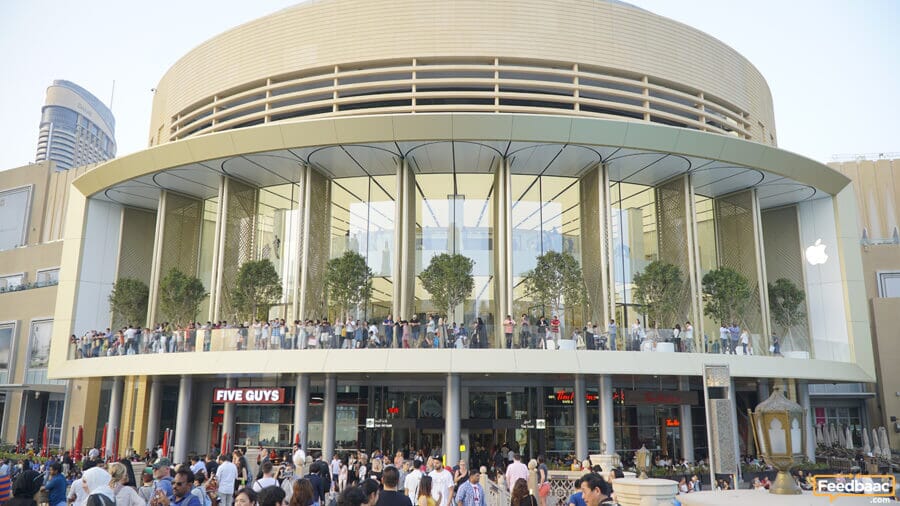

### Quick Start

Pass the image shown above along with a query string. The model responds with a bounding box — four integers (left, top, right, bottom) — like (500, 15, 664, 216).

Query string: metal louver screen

(761, 206, 810, 353)
(157, 193, 203, 322)
(303, 169, 331, 319)
(220, 179, 258, 322)
(114, 207, 156, 328)
(714, 190, 763, 337)
(579, 166, 606, 324)
(655, 177, 693, 324)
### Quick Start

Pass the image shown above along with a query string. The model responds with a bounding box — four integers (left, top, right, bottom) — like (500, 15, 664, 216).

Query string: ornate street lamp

(635, 444, 651, 479)
(747, 389, 806, 495)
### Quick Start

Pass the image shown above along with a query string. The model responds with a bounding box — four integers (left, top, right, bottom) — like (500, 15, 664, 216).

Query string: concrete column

(729, 378, 742, 484)
(796, 380, 816, 462)
(445, 374, 461, 466)
(106, 377, 124, 458)
(322, 375, 337, 460)
(599, 375, 615, 454)
(574, 376, 588, 461)
(222, 377, 235, 454)
(678, 377, 694, 462)
(174, 375, 193, 464)
(145, 378, 163, 451)
(294, 374, 310, 448)
(757, 378, 770, 402)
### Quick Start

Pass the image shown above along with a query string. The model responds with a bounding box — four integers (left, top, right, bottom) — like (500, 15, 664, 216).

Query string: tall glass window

(694, 195, 717, 352)
(610, 183, 657, 338)
(0, 186, 32, 251)
(258, 184, 303, 320)
(330, 176, 396, 320)
(197, 196, 219, 321)
(510, 175, 583, 332)
(414, 173, 494, 325)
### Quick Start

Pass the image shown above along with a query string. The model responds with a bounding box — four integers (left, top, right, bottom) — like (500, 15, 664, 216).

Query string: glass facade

(414, 173, 495, 326)
(0, 186, 32, 251)
(258, 184, 303, 320)
(510, 175, 583, 333)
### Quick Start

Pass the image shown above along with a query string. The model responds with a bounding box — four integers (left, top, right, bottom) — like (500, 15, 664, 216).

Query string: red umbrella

(161, 428, 169, 458)
(294, 432, 300, 445)
(100, 423, 108, 458)
(18, 425, 26, 453)
(74, 426, 83, 461)
(221, 432, 229, 455)
(41, 425, 49, 457)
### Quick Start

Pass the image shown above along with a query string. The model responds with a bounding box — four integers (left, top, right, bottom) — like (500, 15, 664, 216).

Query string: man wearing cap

(455, 467, 485, 506)
(428, 456, 454, 506)
(153, 457, 175, 498)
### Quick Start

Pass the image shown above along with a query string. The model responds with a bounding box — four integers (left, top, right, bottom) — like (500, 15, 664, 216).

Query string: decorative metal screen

(761, 206, 810, 353)
(115, 207, 156, 328)
(579, 165, 607, 324)
(301, 168, 331, 319)
(703, 365, 738, 476)
(157, 192, 203, 322)
(654, 177, 694, 326)
(714, 190, 764, 344)
(220, 179, 258, 322)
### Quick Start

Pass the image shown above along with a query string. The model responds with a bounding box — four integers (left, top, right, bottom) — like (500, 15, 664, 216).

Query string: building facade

(47, 0, 875, 468)
(0, 161, 94, 447)
(35, 80, 116, 171)
(828, 156, 900, 451)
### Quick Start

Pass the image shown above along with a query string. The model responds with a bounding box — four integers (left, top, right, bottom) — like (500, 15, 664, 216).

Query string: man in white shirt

(504, 453, 528, 492)
(428, 456, 454, 506)
(215, 453, 238, 506)
(403, 460, 423, 505)
(190, 455, 207, 477)
(253, 462, 279, 491)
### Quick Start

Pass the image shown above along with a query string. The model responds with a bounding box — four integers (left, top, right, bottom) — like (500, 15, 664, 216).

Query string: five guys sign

(214, 388, 285, 404)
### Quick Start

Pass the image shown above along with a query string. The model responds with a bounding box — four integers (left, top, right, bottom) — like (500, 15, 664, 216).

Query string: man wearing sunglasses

(151, 469, 201, 506)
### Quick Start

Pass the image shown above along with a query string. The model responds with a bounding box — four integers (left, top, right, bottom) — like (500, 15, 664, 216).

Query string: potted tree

(768, 278, 807, 358)
(522, 251, 585, 348)
(701, 267, 751, 352)
(632, 260, 684, 350)
(108, 277, 150, 328)
(324, 251, 373, 321)
(419, 253, 475, 346)
(231, 259, 283, 322)
(158, 268, 208, 326)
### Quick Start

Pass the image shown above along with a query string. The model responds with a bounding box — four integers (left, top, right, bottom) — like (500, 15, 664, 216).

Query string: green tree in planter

(768, 278, 806, 351)
(108, 278, 150, 327)
(158, 268, 208, 325)
(701, 267, 751, 325)
(232, 259, 283, 321)
(632, 260, 684, 328)
(325, 251, 373, 318)
(419, 253, 475, 318)
(522, 251, 585, 319)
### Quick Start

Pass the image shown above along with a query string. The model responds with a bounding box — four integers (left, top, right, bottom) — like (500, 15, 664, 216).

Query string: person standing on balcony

(383, 315, 395, 349)
(519, 314, 531, 349)
(728, 323, 740, 355)
(607, 319, 617, 351)
(503, 315, 515, 349)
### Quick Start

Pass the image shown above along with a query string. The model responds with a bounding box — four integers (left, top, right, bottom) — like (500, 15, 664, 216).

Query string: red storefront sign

(213, 388, 286, 404)
(547, 389, 695, 405)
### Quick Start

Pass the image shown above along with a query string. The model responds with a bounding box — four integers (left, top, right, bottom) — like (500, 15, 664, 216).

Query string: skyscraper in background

(34, 80, 116, 170)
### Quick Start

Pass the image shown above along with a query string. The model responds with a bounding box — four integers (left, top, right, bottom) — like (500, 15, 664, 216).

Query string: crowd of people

(68, 312, 777, 358)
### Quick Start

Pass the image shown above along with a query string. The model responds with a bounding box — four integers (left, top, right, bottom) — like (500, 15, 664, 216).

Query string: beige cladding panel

(150, 0, 774, 139)
(830, 158, 900, 240)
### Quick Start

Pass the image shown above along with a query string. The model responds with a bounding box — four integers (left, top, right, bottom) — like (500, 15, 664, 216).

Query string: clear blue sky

(0, 0, 897, 170)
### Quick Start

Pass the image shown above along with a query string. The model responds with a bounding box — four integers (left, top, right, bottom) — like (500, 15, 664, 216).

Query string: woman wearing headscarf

(82, 467, 116, 506)
(6, 470, 43, 506)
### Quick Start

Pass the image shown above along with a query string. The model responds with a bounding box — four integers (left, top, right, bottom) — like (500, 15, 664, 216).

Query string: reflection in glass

(414, 173, 494, 327)
(330, 176, 396, 320)
(610, 183, 657, 331)
(510, 175, 583, 333)
(258, 184, 302, 320)
(197, 197, 219, 320)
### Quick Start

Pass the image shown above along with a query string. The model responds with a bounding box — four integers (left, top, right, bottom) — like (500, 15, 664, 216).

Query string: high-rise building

(34, 80, 116, 171)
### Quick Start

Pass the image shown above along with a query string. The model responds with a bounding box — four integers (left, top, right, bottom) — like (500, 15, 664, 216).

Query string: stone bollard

(610, 478, 677, 506)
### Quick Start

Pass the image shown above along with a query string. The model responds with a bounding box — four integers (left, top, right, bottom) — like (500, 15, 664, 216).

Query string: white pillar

(294, 374, 310, 448)
(106, 377, 124, 458)
(796, 380, 815, 462)
(445, 374, 461, 466)
(174, 375, 193, 464)
(678, 377, 694, 463)
(322, 375, 337, 460)
(599, 375, 615, 454)
(145, 378, 163, 451)
(574, 376, 588, 461)
(222, 377, 235, 454)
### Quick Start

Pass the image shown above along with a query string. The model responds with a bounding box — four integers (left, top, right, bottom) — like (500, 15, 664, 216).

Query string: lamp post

(747, 389, 806, 495)
(635, 444, 651, 479)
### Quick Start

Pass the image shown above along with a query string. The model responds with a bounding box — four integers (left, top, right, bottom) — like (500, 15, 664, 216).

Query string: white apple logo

(805, 238, 828, 265)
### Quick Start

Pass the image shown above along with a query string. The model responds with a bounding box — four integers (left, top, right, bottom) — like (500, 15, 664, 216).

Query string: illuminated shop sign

(549, 390, 623, 404)
(547, 389, 696, 405)
(664, 418, 680, 427)
(213, 388, 285, 404)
